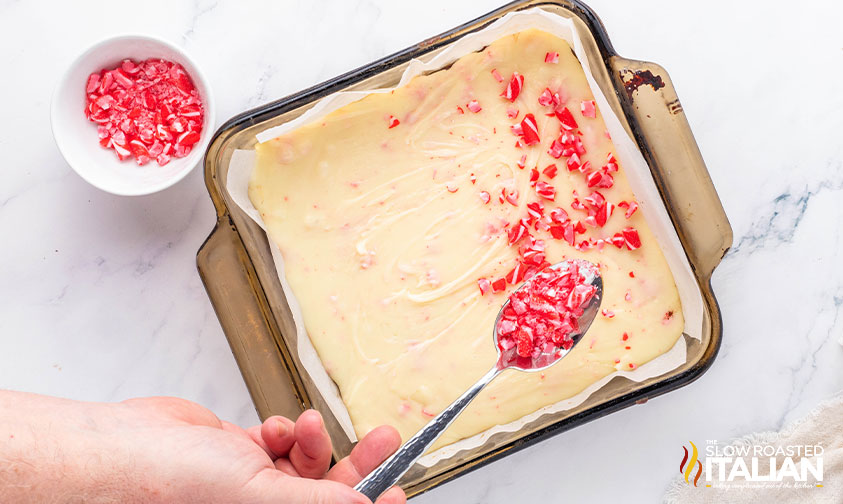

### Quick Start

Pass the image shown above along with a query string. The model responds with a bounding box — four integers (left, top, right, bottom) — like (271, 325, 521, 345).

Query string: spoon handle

(354, 365, 502, 500)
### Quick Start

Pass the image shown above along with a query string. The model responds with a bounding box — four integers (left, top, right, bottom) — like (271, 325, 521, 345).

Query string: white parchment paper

(226, 8, 704, 467)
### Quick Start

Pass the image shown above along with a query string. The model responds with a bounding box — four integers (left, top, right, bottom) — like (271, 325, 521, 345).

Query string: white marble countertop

(2, 0, 841, 501)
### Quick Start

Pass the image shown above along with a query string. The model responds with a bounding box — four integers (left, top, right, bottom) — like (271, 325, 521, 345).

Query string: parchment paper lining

(226, 8, 704, 468)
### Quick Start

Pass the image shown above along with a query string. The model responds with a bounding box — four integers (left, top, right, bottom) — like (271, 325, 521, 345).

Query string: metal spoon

(354, 259, 603, 500)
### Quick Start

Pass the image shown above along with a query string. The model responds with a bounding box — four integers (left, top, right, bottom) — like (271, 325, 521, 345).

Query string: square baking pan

(197, 0, 732, 497)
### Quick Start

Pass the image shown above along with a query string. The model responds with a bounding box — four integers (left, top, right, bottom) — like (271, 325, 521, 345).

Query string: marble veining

(0, 0, 840, 502)
(730, 171, 843, 256)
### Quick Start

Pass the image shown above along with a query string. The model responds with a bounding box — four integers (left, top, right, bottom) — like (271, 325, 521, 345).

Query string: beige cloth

(663, 394, 842, 503)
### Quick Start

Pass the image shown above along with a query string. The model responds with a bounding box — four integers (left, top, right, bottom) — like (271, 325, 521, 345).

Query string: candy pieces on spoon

(495, 260, 599, 359)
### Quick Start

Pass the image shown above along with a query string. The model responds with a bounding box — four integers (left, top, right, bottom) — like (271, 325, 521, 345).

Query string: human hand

(118, 397, 406, 503)
(0, 391, 405, 503)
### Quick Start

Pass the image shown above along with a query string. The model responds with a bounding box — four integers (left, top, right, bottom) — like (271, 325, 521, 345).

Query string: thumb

(245, 468, 373, 504)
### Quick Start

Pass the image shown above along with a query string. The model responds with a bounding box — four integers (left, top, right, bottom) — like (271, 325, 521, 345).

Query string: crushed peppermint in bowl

(51, 35, 214, 196)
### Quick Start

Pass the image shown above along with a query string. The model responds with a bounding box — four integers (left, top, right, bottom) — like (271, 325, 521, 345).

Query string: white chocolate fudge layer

(250, 29, 683, 449)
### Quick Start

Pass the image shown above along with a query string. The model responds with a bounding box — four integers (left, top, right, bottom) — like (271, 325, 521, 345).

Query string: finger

(375, 486, 407, 504)
(257, 415, 296, 459)
(289, 409, 333, 479)
(326, 425, 402, 486)
(245, 468, 371, 504)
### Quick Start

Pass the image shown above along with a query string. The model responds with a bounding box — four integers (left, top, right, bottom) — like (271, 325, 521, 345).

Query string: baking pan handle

(610, 58, 732, 280)
(197, 219, 306, 420)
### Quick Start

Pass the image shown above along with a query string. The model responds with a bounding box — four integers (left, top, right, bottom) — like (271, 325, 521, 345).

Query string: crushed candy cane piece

(619, 200, 639, 218)
(508, 220, 529, 244)
(586, 169, 614, 188)
(519, 113, 540, 145)
(580, 100, 596, 118)
(505, 188, 519, 206)
(501, 72, 524, 102)
(622, 227, 641, 250)
(538, 88, 556, 107)
(478, 278, 492, 296)
(535, 181, 556, 201)
(555, 107, 579, 130)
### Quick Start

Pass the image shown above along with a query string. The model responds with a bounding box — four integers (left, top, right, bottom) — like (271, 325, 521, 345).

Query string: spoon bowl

(493, 258, 603, 371)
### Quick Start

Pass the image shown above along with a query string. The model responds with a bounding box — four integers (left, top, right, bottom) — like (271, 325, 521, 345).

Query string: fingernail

(308, 409, 325, 430)
(275, 419, 288, 437)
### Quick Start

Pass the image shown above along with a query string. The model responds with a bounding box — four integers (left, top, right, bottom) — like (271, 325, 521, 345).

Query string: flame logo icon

(679, 441, 703, 487)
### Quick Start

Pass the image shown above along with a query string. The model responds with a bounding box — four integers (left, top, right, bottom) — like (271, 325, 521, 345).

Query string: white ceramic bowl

(51, 35, 215, 196)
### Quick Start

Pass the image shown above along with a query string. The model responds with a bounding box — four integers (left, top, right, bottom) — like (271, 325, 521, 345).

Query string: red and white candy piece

(581, 100, 596, 119)
(501, 72, 524, 102)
